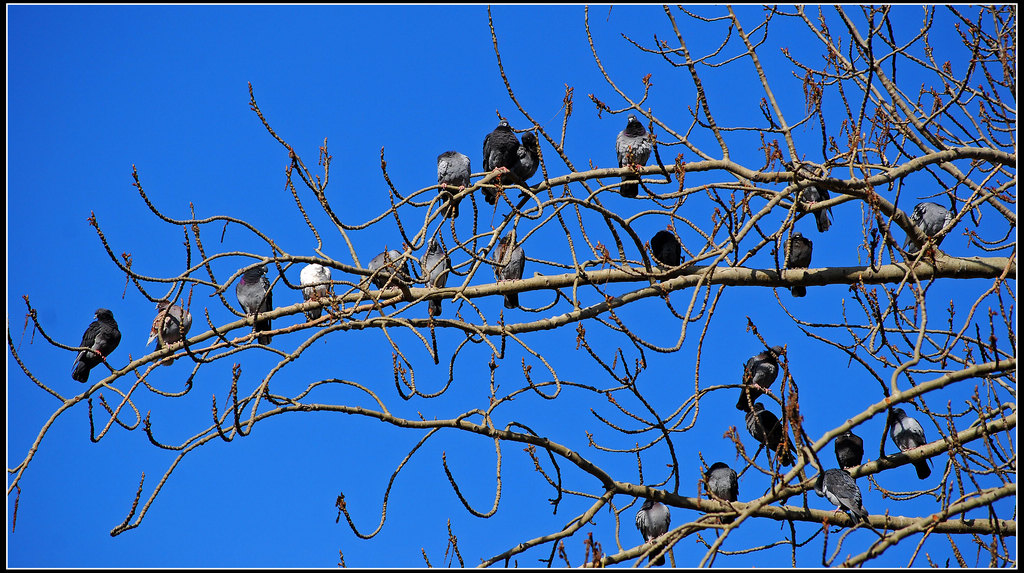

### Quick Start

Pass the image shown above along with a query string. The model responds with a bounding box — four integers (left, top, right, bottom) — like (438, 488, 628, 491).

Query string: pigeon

(815, 469, 869, 524)
(300, 263, 332, 321)
(744, 402, 795, 466)
(888, 407, 931, 479)
(735, 346, 785, 412)
(482, 119, 521, 204)
(72, 308, 122, 383)
(367, 250, 413, 290)
(705, 462, 739, 524)
(903, 201, 955, 251)
(834, 429, 865, 470)
(787, 160, 832, 232)
(650, 230, 682, 268)
(147, 301, 192, 365)
(784, 232, 813, 297)
(635, 499, 671, 566)
(491, 228, 525, 309)
(615, 114, 653, 198)
(512, 131, 540, 183)
(437, 151, 471, 219)
(420, 238, 450, 317)
(235, 265, 273, 345)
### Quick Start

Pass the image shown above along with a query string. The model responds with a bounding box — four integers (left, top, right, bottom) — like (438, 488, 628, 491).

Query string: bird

(367, 250, 413, 290)
(787, 160, 832, 232)
(437, 150, 471, 219)
(815, 468, 869, 524)
(635, 498, 671, 566)
(705, 462, 739, 524)
(889, 407, 932, 479)
(834, 429, 865, 470)
(482, 119, 522, 204)
(735, 346, 785, 412)
(513, 131, 540, 183)
(147, 301, 192, 365)
(420, 238, 450, 317)
(300, 263, 332, 321)
(491, 228, 525, 309)
(235, 265, 273, 345)
(903, 201, 955, 251)
(745, 402, 795, 466)
(784, 232, 813, 297)
(615, 114, 653, 198)
(650, 230, 682, 268)
(72, 308, 122, 383)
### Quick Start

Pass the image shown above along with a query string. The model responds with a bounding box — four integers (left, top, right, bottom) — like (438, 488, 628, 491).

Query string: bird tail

(71, 355, 90, 383)
(483, 188, 499, 205)
(429, 299, 442, 317)
(652, 553, 666, 567)
(735, 391, 754, 412)
(446, 197, 461, 219)
(816, 210, 831, 232)
(256, 318, 272, 345)
(791, 285, 807, 298)
(779, 441, 796, 466)
(504, 292, 519, 309)
(620, 178, 639, 198)
(306, 307, 323, 321)
(914, 460, 931, 479)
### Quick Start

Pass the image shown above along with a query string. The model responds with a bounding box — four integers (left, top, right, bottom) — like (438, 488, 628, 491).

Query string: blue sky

(7, 4, 1015, 568)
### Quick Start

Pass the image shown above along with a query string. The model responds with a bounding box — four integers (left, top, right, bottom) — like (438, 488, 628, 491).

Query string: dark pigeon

(888, 407, 931, 479)
(635, 499, 671, 566)
(903, 201, 954, 251)
(300, 263, 332, 321)
(650, 230, 682, 268)
(736, 346, 785, 412)
(147, 301, 192, 366)
(482, 119, 521, 204)
(615, 114, 652, 198)
(834, 429, 864, 470)
(744, 402, 795, 466)
(513, 131, 540, 183)
(235, 265, 273, 345)
(437, 150, 471, 219)
(420, 238, 450, 317)
(784, 232, 813, 297)
(368, 250, 413, 290)
(788, 160, 832, 232)
(72, 308, 122, 383)
(815, 468, 869, 524)
(492, 228, 525, 309)
(705, 462, 739, 524)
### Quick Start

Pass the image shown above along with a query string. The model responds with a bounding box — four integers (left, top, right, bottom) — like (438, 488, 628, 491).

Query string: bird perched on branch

(437, 150, 471, 219)
(420, 238, 450, 317)
(368, 250, 413, 290)
(787, 160, 832, 232)
(635, 499, 671, 566)
(491, 228, 525, 309)
(903, 201, 955, 252)
(147, 301, 192, 365)
(615, 114, 652, 198)
(482, 119, 521, 204)
(705, 462, 739, 524)
(236, 265, 273, 345)
(745, 402, 795, 466)
(834, 429, 864, 470)
(650, 229, 682, 268)
(815, 468, 869, 524)
(72, 308, 122, 383)
(513, 131, 540, 184)
(784, 232, 813, 297)
(888, 407, 932, 479)
(300, 263, 332, 321)
(736, 346, 785, 412)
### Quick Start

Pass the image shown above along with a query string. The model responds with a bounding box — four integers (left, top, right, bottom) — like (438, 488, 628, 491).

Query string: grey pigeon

(235, 265, 273, 345)
(888, 407, 931, 479)
(420, 238, 451, 317)
(147, 301, 192, 366)
(482, 119, 521, 204)
(815, 469, 869, 524)
(367, 250, 413, 290)
(745, 402, 795, 466)
(788, 160, 832, 232)
(650, 230, 682, 268)
(300, 263, 332, 321)
(635, 499, 671, 566)
(705, 462, 739, 524)
(437, 151, 471, 219)
(834, 429, 864, 470)
(903, 201, 954, 251)
(784, 232, 813, 297)
(512, 131, 540, 183)
(492, 228, 525, 309)
(615, 114, 652, 198)
(735, 346, 785, 412)
(72, 308, 122, 383)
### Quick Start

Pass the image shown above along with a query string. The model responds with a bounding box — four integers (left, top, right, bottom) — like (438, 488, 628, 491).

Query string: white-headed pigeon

(834, 429, 864, 470)
(784, 232, 813, 297)
(705, 462, 739, 524)
(513, 131, 540, 183)
(888, 407, 931, 479)
(368, 250, 413, 290)
(300, 263, 332, 321)
(650, 230, 682, 268)
(736, 346, 785, 412)
(815, 468, 869, 524)
(491, 228, 525, 309)
(420, 238, 450, 317)
(147, 301, 192, 366)
(635, 498, 671, 566)
(437, 150, 471, 219)
(903, 201, 954, 251)
(482, 119, 521, 204)
(236, 265, 273, 345)
(745, 402, 795, 466)
(72, 308, 122, 383)
(615, 114, 652, 198)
